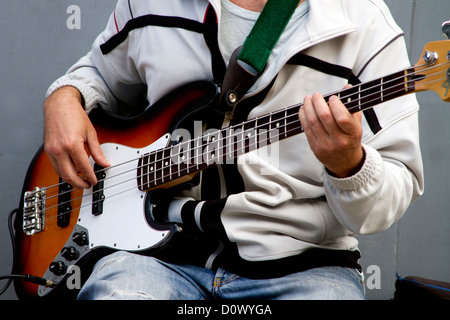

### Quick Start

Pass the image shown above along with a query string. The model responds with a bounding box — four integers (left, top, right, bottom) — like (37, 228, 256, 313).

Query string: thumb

(87, 131, 110, 168)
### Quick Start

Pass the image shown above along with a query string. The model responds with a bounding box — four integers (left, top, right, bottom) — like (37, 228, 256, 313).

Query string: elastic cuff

(180, 198, 228, 235)
(46, 76, 98, 113)
(324, 145, 381, 191)
(167, 197, 195, 224)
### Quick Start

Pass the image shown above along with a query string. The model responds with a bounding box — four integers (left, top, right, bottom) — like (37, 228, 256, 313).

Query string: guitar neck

(137, 66, 418, 191)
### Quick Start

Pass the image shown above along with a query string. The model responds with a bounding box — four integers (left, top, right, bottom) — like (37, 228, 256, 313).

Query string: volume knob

(49, 261, 67, 276)
(72, 231, 88, 246)
(61, 246, 80, 261)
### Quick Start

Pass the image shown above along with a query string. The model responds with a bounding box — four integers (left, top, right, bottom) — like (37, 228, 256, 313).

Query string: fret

(175, 144, 181, 179)
(404, 69, 410, 92)
(204, 132, 210, 165)
(141, 154, 148, 190)
(149, 152, 156, 189)
(406, 67, 415, 92)
(161, 148, 171, 183)
(137, 156, 143, 190)
(382, 70, 409, 103)
(177, 140, 191, 177)
(255, 115, 271, 148)
(359, 79, 383, 112)
(171, 139, 190, 177)
(195, 135, 201, 171)
(177, 144, 189, 177)
(358, 85, 362, 111)
(338, 85, 360, 112)
(284, 107, 302, 138)
(284, 109, 288, 138)
(203, 130, 223, 165)
(218, 130, 226, 164)
(268, 112, 281, 143)
(154, 150, 163, 186)
(235, 122, 245, 157)
(187, 135, 203, 172)
(212, 132, 221, 164)
(186, 139, 192, 174)
(381, 77, 384, 102)
(223, 127, 235, 163)
(244, 118, 257, 154)
(138, 151, 157, 191)
(169, 146, 173, 181)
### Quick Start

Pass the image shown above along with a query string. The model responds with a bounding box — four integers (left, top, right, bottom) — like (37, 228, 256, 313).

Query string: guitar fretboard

(137, 68, 416, 191)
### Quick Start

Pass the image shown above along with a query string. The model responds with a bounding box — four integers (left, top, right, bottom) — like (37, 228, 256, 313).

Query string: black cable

(0, 274, 57, 288)
(0, 208, 18, 296)
(0, 274, 26, 282)
(0, 209, 58, 297)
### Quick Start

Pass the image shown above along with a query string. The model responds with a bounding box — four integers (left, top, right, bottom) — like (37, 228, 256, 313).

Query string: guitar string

(48, 60, 449, 194)
(40, 60, 442, 198)
(34, 62, 449, 220)
(121, 61, 450, 181)
(36, 61, 448, 205)
(27, 61, 449, 223)
(39, 74, 449, 225)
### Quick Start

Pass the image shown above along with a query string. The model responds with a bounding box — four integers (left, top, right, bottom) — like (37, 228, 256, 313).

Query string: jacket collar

(305, 0, 357, 43)
(208, 0, 357, 47)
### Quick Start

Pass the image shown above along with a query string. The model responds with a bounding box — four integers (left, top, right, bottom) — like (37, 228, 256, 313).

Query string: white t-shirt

(219, 0, 310, 65)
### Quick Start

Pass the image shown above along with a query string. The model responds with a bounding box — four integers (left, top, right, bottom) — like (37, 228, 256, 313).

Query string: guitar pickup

(92, 164, 106, 216)
(57, 179, 72, 228)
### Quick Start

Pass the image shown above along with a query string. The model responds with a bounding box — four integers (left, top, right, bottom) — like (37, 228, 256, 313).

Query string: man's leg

(77, 251, 215, 300)
(213, 266, 366, 300)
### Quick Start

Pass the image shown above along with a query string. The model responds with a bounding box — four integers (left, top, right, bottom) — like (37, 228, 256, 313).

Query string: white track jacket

(48, 0, 424, 277)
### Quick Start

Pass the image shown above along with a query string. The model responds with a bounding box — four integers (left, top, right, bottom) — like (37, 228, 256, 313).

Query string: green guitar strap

(238, 0, 301, 75)
(220, 0, 302, 126)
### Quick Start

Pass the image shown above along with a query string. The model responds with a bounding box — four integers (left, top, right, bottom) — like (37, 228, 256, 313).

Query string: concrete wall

(0, 0, 449, 300)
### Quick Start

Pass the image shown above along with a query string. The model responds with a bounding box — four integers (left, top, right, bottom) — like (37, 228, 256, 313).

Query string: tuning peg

(442, 20, 450, 39)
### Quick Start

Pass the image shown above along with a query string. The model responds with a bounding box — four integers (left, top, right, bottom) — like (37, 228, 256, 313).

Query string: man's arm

(44, 86, 110, 189)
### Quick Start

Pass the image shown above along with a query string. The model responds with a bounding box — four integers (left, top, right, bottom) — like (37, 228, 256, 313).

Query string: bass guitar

(13, 39, 450, 299)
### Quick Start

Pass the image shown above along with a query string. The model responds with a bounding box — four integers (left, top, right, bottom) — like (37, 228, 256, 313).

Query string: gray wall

(0, 0, 449, 300)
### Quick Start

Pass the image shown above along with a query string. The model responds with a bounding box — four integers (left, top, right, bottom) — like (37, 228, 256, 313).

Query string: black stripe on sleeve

(288, 53, 382, 134)
(100, 14, 214, 55)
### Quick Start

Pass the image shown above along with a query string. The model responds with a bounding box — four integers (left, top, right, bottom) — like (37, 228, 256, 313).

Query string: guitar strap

(287, 53, 382, 134)
(218, 0, 301, 128)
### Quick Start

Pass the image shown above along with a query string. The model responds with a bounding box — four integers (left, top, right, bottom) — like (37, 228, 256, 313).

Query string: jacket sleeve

(323, 36, 424, 234)
(46, 0, 146, 115)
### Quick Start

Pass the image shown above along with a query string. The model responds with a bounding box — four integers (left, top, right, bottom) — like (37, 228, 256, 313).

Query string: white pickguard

(77, 134, 172, 251)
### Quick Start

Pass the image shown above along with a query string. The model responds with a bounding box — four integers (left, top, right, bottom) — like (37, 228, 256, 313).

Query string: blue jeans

(78, 251, 366, 300)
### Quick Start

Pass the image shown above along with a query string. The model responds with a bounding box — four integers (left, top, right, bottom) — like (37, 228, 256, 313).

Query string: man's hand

(44, 86, 110, 188)
(298, 88, 364, 178)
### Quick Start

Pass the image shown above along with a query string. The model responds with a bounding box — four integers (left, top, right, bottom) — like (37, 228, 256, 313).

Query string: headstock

(413, 21, 450, 102)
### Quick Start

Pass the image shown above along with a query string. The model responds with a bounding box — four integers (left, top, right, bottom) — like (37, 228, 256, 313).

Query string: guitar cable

(0, 208, 57, 297)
